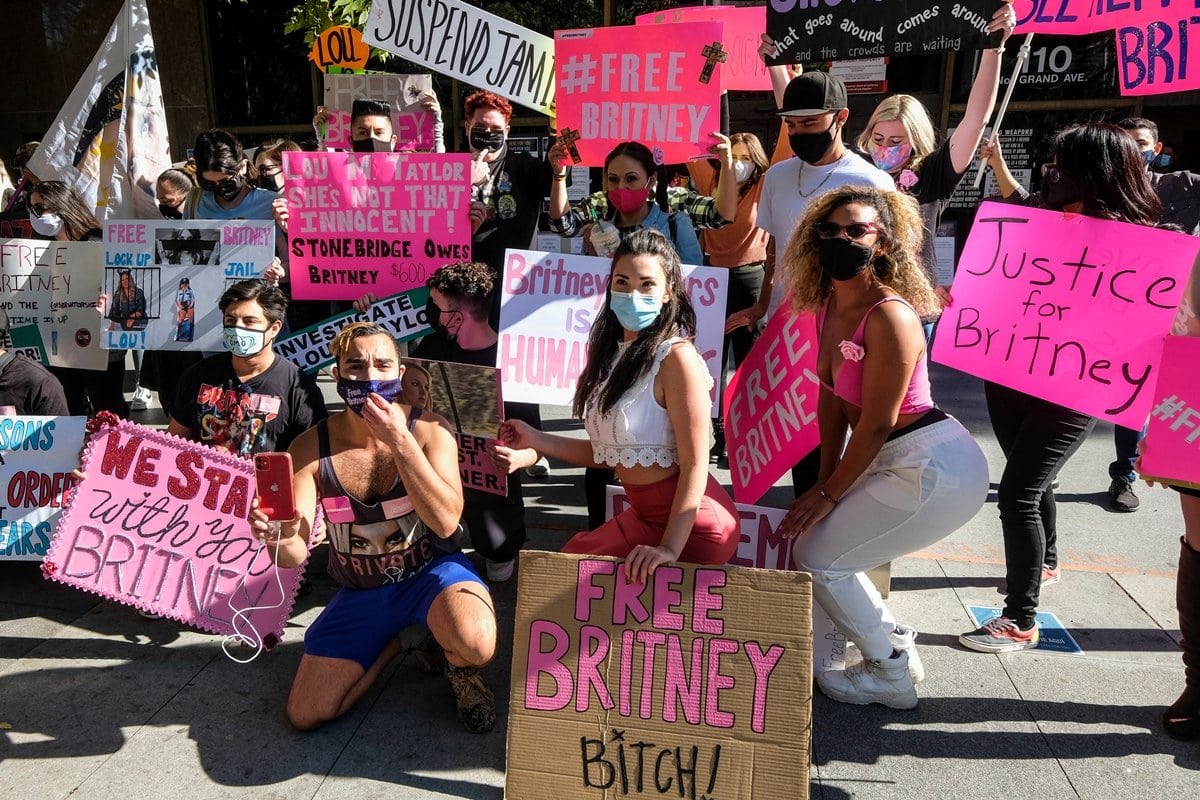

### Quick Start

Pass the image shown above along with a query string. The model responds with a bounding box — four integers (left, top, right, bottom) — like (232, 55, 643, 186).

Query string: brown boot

(446, 663, 496, 734)
(1164, 537, 1200, 741)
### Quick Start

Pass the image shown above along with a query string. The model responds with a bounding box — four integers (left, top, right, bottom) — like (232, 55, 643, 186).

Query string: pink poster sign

(321, 72, 435, 151)
(553, 22, 723, 166)
(1140, 335, 1200, 488)
(1117, 17, 1200, 95)
(1013, 0, 1198, 34)
(283, 151, 472, 301)
(43, 418, 304, 646)
(635, 6, 770, 92)
(456, 433, 508, 497)
(932, 202, 1199, 427)
(723, 304, 821, 504)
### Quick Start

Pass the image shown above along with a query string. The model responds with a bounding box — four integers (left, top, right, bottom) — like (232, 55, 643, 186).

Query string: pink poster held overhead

(283, 151, 472, 300)
(1116, 17, 1200, 96)
(635, 5, 770, 91)
(1013, 0, 1198, 34)
(553, 22, 723, 166)
(42, 418, 304, 647)
(932, 202, 1198, 427)
(724, 303, 821, 504)
(1140, 335, 1200, 488)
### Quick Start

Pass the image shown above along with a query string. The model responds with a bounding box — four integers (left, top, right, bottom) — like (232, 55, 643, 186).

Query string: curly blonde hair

(781, 185, 939, 317)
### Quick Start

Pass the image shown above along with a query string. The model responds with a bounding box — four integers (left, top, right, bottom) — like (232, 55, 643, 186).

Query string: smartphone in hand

(254, 452, 297, 522)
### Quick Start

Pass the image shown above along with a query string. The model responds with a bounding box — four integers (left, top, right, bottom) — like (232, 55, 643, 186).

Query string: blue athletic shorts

(304, 553, 486, 671)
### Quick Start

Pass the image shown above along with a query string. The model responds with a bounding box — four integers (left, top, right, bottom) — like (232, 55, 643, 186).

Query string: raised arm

(947, 1, 1017, 173)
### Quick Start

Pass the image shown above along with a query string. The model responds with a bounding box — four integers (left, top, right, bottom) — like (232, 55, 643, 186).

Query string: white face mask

(29, 211, 64, 237)
(733, 160, 754, 185)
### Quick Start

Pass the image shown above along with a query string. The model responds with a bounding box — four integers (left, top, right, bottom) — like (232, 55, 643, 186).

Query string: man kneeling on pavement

(248, 321, 498, 733)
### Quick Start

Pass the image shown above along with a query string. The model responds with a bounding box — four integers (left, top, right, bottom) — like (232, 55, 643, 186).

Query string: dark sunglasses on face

(815, 221, 879, 240)
(198, 174, 240, 194)
(31, 203, 54, 215)
(1041, 163, 1064, 183)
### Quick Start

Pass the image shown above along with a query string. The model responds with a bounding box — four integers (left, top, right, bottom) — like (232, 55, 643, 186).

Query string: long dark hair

(572, 229, 697, 417)
(605, 141, 669, 216)
(193, 129, 257, 182)
(28, 180, 99, 241)
(1052, 123, 1161, 225)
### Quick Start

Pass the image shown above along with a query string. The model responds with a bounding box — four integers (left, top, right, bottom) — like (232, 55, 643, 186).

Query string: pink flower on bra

(839, 340, 865, 362)
(898, 169, 919, 190)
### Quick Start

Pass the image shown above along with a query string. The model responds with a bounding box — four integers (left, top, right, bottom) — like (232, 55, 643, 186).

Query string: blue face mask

(336, 377, 405, 415)
(1153, 153, 1173, 169)
(609, 291, 663, 332)
(222, 325, 271, 357)
(1142, 149, 1156, 166)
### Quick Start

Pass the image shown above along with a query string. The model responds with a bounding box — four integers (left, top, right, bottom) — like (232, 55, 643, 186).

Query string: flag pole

(973, 32, 1035, 189)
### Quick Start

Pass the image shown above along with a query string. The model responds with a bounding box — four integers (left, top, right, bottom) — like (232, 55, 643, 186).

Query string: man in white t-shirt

(730, 72, 894, 326)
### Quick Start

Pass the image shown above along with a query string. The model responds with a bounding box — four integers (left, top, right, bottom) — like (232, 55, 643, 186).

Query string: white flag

(27, 0, 171, 221)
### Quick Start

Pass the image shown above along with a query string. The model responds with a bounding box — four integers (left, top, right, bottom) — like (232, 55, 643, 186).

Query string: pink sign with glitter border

(42, 416, 304, 647)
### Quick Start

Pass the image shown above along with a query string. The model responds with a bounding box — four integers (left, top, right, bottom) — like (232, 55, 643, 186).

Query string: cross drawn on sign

(699, 41, 727, 85)
(558, 127, 582, 164)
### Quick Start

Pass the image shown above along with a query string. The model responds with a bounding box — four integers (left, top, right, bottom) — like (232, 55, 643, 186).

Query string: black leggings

(985, 381, 1095, 628)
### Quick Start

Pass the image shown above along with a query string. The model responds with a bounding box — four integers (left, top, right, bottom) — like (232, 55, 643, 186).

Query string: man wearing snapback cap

(732, 71, 894, 330)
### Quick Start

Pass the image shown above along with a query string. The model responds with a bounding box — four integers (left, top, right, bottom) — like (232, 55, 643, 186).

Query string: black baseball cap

(777, 72, 848, 117)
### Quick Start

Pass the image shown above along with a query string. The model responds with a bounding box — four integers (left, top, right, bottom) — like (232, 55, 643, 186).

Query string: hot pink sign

(283, 151, 472, 301)
(1013, 0, 1198, 34)
(1117, 17, 1200, 95)
(724, 304, 821, 504)
(932, 202, 1199, 427)
(42, 418, 304, 646)
(455, 433, 508, 497)
(636, 6, 770, 91)
(554, 22, 723, 166)
(1140, 335, 1200, 487)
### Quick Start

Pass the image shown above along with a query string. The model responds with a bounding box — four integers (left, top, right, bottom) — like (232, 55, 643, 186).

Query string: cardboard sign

(554, 23, 723, 166)
(0, 416, 87, 561)
(42, 419, 304, 643)
(497, 249, 728, 415)
(283, 151, 471, 301)
(507, 551, 812, 800)
(310, 25, 370, 72)
(322, 73, 435, 151)
(1013, 0, 1199, 34)
(100, 220, 275, 351)
(932, 202, 1198, 427)
(1140, 335, 1200, 488)
(766, 0, 1001, 63)
(274, 287, 431, 374)
(724, 304, 820, 504)
(0, 239, 106, 370)
(406, 358, 507, 497)
(364, 0, 555, 116)
(1117, 17, 1200, 95)
(636, 5, 771, 91)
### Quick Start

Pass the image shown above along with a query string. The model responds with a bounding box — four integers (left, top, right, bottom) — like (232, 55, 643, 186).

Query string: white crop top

(584, 337, 712, 469)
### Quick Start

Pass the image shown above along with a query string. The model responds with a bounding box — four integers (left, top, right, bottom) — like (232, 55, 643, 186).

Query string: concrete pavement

(0, 365, 1196, 799)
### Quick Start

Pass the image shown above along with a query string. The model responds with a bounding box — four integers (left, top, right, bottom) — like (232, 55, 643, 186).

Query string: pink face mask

(608, 187, 651, 215)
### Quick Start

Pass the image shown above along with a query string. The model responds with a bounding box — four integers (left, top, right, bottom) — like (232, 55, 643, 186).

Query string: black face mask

(158, 203, 183, 220)
(351, 137, 392, 152)
(424, 296, 462, 341)
(817, 236, 875, 282)
(469, 128, 506, 154)
(789, 117, 838, 164)
(1041, 164, 1084, 210)
(257, 173, 281, 191)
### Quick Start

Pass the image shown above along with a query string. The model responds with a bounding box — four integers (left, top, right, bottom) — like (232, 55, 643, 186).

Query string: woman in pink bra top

(501, 229, 739, 584)
(775, 185, 989, 710)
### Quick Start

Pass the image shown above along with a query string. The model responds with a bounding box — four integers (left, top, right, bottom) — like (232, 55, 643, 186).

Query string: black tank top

(315, 410, 458, 589)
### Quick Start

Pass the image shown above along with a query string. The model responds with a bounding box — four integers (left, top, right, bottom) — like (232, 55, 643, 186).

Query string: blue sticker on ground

(967, 606, 1085, 656)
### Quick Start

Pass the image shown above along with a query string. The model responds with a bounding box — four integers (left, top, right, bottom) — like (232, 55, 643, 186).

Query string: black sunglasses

(198, 174, 241, 193)
(815, 221, 879, 240)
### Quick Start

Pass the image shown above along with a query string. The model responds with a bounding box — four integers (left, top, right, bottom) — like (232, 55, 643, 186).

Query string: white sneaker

(485, 558, 515, 582)
(817, 649, 918, 709)
(130, 386, 152, 411)
(525, 457, 550, 478)
(843, 624, 925, 684)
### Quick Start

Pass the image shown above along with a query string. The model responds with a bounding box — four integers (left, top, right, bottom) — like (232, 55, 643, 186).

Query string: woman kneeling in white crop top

(501, 229, 738, 583)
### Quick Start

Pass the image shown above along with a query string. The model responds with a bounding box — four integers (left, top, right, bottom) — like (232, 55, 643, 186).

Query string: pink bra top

(817, 296, 935, 415)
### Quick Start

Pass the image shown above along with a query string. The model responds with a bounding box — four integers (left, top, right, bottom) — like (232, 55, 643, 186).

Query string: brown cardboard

(507, 551, 812, 800)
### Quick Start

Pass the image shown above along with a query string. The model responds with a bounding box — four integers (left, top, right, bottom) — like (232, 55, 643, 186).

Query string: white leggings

(794, 417, 989, 661)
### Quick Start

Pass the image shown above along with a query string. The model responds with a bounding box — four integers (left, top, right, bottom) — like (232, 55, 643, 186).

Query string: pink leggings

(562, 473, 739, 565)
